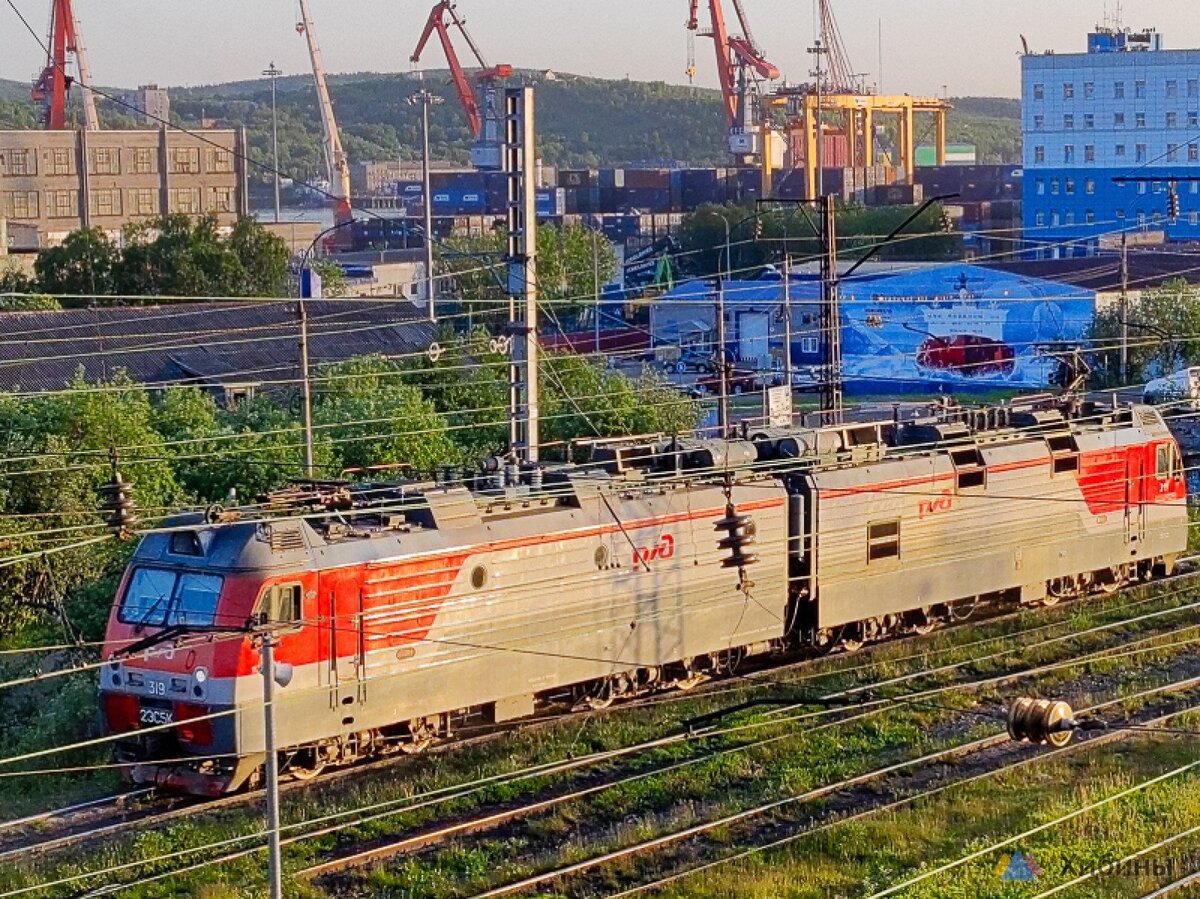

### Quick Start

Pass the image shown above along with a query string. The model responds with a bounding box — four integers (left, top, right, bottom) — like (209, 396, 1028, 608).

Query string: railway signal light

(1167, 182, 1181, 222)
(1007, 697, 1077, 747)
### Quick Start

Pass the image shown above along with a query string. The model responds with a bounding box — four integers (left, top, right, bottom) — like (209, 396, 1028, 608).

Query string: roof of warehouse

(0, 299, 436, 393)
(985, 252, 1200, 292)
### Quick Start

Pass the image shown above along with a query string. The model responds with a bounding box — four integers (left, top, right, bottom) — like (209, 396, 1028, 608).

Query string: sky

(3, 1, 1200, 99)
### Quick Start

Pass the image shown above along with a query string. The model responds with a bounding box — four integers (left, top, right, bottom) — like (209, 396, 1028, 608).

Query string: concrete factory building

(1022, 25, 1200, 255)
(0, 128, 248, 247)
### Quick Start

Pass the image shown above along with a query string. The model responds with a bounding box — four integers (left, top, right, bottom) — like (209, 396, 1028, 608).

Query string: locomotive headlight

(193, 667, 209, 685)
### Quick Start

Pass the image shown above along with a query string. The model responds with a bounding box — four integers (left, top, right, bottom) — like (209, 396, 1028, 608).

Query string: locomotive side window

(950, 447, 986, 491)
(1157, 444, 1177, 481)
(867, 520, 901, 562)
(117, 568, 223, 628)
(1047, 433, 1079, 475)
(259, 584, 303, 631)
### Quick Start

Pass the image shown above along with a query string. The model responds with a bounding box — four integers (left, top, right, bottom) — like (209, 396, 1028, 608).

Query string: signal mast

(32, 0, 99, 131)
(411, 1, 513, 170)
(296, 0, 352, 228)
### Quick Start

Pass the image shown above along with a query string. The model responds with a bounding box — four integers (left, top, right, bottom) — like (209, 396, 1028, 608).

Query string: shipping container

(558, 169, 597, 189)
(623, 168, 672, 190)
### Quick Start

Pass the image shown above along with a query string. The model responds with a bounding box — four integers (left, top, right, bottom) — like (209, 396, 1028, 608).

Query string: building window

(1114, 81, 1125, 99)
(1036, 179, 1045, 195)
(1083, 113, 1094, 130)
(1085, 178, 1095, 194)
(1084, 81, 1095, 99)
(1137, 182, 1148, 195)
(867, 520, 901, 563)
(1190, 211, 1199, 226)
(1063, 145, 1075, 163)
(1033, 83, 1044, 100)
(1063, 114, 1074, 130)
(206, 185, 235, 212)
(4, 190, 39, 218)
(1135, 80, 1146, 99)
(1051, 211, 1060, 226)
(1190, 79, 1199, 99)
(89, 147, 120, 175)
(89, 187, 122, 217)
(1063, 82, 1074, 100)
(130, 147, 156, 175)
(1065, 211, 1075, 226)
(1035, 212, 1046, 226)
(1191, 143, 1200, 162)
(1034, 146, 1045, 163)
(1167, 112, 1178, 129)
(1065, 178, 1075, 195)
(1084, 145, 1095, 162)
(1191, 112, 1200, 128)
(0, 148, 36, 176)
(1138, 212, 1147, 227)
(1136, 144, 1147, 163)
(800, 336, 819, 354)
(1153, 181, 1163, 194)
(1033, 114, 1044, 131)
(1114, 112, 1125, 128)
(1116, 208, 1125, 219)
(1050, 178, 1059, 195)
(1168, 144, 1180, 162)
(169, 147, 201, 174)
(1086, 210, 1096, 224)
(168, 186, 201, 214)
(1192, 183, 1200, 195)
(205, 148, 234, 174)
(47, 147, 75, 176)
(1167, 80, 1178, 99)
(1135, 112, 1146, 129)
(1115, 143, 1126, 157)
(1153, 212, 1162, 224)
(128, 187, 157, 216)
(44, 189, 76, 218)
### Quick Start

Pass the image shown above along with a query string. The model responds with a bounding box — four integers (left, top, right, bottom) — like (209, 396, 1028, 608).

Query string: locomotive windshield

(117, 567, 224, 628)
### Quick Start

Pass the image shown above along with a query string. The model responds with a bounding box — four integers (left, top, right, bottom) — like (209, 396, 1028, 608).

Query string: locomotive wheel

(1097, 566, 1124, 594)
(400, 717, 437, 755)
(908, 607, 937, 636)
(811, 627, 839, 655)
(839, 624, 865, 653)
(285, 748, 326, 781)
(949, 597, 980, 621)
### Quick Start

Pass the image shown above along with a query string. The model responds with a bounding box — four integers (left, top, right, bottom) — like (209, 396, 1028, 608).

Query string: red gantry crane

(411, 1, 512, 170)
(297, 0, 352, 227)
(686, 0, 779, 162)
(31, 0, 99, 130)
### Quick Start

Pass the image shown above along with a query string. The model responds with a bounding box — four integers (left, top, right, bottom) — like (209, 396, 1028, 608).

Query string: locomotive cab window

(117, 568, 223, 628)
(1047, 433, 1079, 475)
(950, 446, 986, 491)
(259, 584, 303, 631)
(1157, 444, 1180, 481)
(867, 519, 901, 563)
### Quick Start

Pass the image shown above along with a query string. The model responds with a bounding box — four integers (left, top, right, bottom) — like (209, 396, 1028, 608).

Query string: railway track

(5, 565, 1200, 881)
(291, 615, 1200, 885)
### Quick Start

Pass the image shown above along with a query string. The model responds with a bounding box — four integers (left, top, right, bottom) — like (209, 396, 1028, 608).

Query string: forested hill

(0, 72, 1021, 181)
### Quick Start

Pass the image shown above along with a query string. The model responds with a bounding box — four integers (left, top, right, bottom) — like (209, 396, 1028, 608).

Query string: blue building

(1022, 26, 1200, 256)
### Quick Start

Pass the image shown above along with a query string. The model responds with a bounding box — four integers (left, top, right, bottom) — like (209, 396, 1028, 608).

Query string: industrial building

(0, 128, 249, 247)
(1022, 25, 1200, 256)
(125, 85, 170, 126)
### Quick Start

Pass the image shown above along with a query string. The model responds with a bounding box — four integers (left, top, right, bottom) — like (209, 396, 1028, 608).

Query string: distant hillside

(0, 73, 1022, 183)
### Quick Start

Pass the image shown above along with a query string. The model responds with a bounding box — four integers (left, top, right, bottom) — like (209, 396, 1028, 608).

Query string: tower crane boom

(32, 0, 99, 131)
(412, 1, 483, 137)
(297, 0, 352, 225)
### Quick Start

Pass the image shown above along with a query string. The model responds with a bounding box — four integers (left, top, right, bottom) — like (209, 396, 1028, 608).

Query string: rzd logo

(918, 490, 954, 520)
(633, 534, 675, 568)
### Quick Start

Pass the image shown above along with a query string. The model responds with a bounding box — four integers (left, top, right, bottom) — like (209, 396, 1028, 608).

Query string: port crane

(31, 0, 99, 130)
(411, 1, 512, 170)
(296, 0, 352, 227)
(686, 0, 779, 162)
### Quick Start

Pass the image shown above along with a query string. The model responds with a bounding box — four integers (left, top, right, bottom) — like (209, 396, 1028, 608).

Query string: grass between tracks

(3, 579, 1200, 898)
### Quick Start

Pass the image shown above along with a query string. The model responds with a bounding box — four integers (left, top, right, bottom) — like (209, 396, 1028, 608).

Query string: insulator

(523, 464, 544, 491)
(714, 506, 758, 569)
(1007, 697, 1075, 747)
(504, 461, 520, 487)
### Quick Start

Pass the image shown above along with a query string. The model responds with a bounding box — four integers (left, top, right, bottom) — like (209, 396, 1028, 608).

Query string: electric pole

(263, 63, 283, 223)
(505, 86, 539, 464)
(409, 87, 443, 323)
(820, 196, 843, 425)
(808, 40, 828, 199)
(592, 229, 601, 353)
(260, 631, 283, 899)
(783, 253, 793, 403)
(1120, 231, 1129, 385)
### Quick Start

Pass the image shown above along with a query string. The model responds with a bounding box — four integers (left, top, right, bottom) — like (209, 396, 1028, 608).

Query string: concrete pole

(592, 229, 601, 353)
(717, 274, 730, 435)
(1120, 231, 1129, 385)
(505, 87, 539, 463)
(261, 632, 283, 899)
(298, 297, 315, 479)
(263, 63, 282, 223)
(420, 94, 436, 323)
(783, 254, 793, 402)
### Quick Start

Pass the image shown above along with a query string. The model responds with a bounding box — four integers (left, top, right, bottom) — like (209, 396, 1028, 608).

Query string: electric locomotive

(99, 395, 1188, 795)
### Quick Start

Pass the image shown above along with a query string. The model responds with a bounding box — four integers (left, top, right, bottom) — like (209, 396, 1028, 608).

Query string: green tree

(310, 259, 350, 298)
(228, 217, 290, 295)
(33, 228, 120, 296)
(1088, 279, 1200, 386)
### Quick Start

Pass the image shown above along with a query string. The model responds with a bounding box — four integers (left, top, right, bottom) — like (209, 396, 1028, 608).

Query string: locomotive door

(1125, 453, 1147, 545)
(320, 570, 367, 709)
